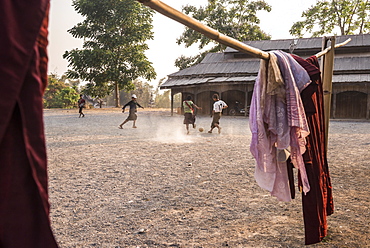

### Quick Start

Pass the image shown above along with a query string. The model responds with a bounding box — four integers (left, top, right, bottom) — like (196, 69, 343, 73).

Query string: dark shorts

(126, 109, 137, 121)
(183, 113, 195, 124)
(211, 112, 221, 128)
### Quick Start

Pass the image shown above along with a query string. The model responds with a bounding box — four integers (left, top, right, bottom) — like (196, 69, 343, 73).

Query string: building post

(332, 92, 337, 119)
(171, 91, 174, 116)
(367, 89, 370, 119)
(244, 87, 249, 117)
(219, 91, 224, 114)
(114, 82, 120, 107)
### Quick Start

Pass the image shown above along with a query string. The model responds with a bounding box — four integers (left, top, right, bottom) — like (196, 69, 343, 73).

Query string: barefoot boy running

(208, 94, 228, 134)
(119, 94, 144, 128)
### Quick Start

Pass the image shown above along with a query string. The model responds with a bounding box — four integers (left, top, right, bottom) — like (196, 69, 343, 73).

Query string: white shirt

(213, 100, 227, 113)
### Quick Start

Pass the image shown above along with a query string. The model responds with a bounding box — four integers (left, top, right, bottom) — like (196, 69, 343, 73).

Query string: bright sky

(48, 0, 317, 86)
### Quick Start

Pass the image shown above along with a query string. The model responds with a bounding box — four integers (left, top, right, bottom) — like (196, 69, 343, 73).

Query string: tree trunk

(114, 82, 119, 107)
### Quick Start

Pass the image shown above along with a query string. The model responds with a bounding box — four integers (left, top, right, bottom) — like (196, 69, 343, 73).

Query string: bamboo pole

(137, 0, 270, 60)
(321, 36, 336, 152)
(317, 38, 351, 151)
(316, 38, 351, 58)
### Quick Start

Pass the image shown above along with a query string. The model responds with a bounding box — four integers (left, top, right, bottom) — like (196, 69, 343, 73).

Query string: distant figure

(0, 0, 59, 247)
(183, 96, 202, 134)
(119, 94, 144, 128)
(78, 94, 86, 118)
(208, 94, 228, 134)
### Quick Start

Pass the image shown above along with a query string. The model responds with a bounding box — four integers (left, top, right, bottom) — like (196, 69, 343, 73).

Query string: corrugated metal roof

(167, 55, 369, 80)
(209, 76, 256, 83)
(161, 74, 370, 88)
(333, 74, 370, 83)
(161, 77, 214, 88)
(161, 76, 256, 88)
(168, 58, 260, 77)
(334, 57, 370, 71)
(225, 37, 319, 52)
(200, 53, 225, 63)
(224, 34, 370, 53)
(161, 34, 370, 89)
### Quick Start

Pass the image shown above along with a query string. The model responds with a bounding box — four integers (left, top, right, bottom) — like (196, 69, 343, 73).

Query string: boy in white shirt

(208, 94, 228, 134)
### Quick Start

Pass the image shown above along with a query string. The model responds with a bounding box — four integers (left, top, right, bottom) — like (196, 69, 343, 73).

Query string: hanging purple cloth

(250, 51, 312, 202)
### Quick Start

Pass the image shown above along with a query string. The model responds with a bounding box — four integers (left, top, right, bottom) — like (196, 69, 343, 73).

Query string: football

(198, 127, 204, 132)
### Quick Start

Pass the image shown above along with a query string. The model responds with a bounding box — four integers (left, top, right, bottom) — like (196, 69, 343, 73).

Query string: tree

(63, 0, 156, 107)
(175, 0, 271, 69)
(44, 74, 79, 108)
(131, 79, 154, 107)
(81, 82, 112, 108)
(155, 90, 171, 108)
(153, 77, 170, 108)
(119, 79, 153, 107)
(290, 0, 370, 38)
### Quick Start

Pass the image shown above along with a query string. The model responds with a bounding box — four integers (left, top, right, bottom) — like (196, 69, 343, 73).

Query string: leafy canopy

(119, 79, 153, 107)
(175, 0, 271, 69)
(63, 0, 156, 92)
(290, 0, 370, 37)
(44, 74, 80, 108)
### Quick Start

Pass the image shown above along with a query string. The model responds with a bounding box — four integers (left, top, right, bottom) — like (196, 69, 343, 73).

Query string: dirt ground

(44, 108, 370, 248)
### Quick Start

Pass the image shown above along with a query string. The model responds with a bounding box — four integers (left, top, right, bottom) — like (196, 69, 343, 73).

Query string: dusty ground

(44, 108, 370, 248)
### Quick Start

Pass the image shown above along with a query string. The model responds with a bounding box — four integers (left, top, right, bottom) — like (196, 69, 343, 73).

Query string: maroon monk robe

(0, 0, 58, 247)
(291, 54, 334, 245)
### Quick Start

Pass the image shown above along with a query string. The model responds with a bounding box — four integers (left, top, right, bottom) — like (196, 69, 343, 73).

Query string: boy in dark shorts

(119, 94, 144, 128)
(183, 96, 201, 134)
(78, 94, 86, 118)
(209, 94, 228, 134)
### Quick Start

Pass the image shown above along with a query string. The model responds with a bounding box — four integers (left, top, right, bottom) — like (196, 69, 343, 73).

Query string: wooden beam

(170, 91, 174, 116)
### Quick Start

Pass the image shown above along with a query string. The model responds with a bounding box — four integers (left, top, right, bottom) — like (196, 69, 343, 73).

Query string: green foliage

(152, 77, 182, 108)
(290, 0, 370, 37)
(104, 79, 154, 107)
(175, 0, 271, 69)
(44, 74, 80, 108)
(173, 93, 182, 108)
(119, 79, 154, 107)
(155, 90, 171, 108)
(153, 77, 170, 108)
(63, 0, 157, 106)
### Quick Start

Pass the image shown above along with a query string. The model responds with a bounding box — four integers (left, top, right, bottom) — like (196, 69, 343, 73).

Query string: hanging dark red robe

(291, 54, 334, 245)
(0, 0, 58, 247)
